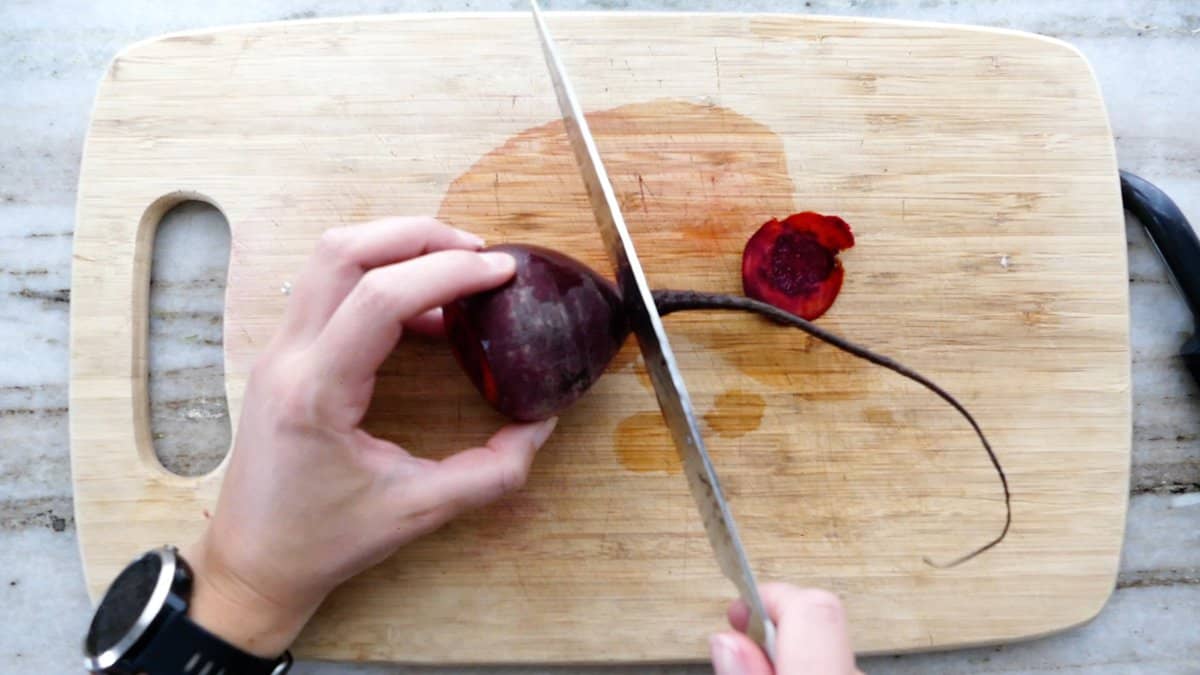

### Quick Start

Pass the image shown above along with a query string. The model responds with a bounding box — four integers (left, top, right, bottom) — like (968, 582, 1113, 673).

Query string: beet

(742, 212, 855, 320)
(443, 243, 1009, 567)
(443, 244, 627, 422)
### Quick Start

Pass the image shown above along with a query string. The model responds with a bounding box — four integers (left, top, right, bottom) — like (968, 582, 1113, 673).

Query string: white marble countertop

(3, 1, 1198, 673)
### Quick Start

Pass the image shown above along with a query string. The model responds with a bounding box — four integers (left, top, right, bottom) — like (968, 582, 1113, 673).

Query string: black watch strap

(135, 611, 292, 675)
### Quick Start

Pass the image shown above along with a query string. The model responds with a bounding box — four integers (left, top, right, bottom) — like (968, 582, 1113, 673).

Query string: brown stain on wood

(1021, 299, 1052, 327)
(614, 411, 682, 474)
(436, 98, 798, 270)
(606, 339, 639, 374)
(633, 361, 654, 393)
(435, 98, 837, 390)
(863, 406, 896, 425)
(704, 389, 766, 438)
(602, 342, 653, 394)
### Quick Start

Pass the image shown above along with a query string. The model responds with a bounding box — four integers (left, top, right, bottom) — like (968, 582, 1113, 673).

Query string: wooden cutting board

(71, 12, 1131, 664)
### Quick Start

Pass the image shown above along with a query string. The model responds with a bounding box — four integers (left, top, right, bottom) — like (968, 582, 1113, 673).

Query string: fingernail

(480, 251, 516, 274)
(709, 634, 744, 675)
(532, 416, 559, 447)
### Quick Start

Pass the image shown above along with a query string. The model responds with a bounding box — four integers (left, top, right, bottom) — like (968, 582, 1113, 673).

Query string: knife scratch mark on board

(713, 46, 722, 92)
(226, 35, 251, 78)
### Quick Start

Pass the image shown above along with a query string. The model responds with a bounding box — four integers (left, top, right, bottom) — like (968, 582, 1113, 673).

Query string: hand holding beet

(182, 218, 558, 657)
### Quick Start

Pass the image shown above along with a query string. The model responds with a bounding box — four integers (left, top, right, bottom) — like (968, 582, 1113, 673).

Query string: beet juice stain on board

(438, 97, 797, 470)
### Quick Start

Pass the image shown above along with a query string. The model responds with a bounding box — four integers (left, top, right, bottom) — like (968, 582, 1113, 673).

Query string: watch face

(85, 553, 162, 657)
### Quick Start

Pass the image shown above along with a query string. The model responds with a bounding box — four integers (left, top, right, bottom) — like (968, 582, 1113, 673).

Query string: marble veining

(2, 1, 1197, 673)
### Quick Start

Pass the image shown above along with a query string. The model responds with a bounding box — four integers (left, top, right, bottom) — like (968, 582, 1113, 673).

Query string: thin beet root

(652, 289, 1010, 568)
(444, 243, 1010, 567)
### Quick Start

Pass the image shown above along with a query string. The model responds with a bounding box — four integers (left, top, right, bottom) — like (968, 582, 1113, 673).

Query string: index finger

(311, 249, 516, 392)
(283, 217, 485, 341)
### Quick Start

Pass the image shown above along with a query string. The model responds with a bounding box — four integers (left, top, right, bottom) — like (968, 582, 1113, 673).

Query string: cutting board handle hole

(144, 199, 232, 477)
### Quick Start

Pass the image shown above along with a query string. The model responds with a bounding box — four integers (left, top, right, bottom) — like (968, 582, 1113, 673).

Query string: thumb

(414, 417, 559, 515)
(710, 632, 773, 675)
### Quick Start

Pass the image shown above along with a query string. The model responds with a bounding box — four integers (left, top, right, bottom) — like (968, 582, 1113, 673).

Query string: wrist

(183, 539, 319, 658)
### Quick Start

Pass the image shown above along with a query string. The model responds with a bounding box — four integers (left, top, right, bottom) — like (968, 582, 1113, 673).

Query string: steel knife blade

(529, 0, 776, 658)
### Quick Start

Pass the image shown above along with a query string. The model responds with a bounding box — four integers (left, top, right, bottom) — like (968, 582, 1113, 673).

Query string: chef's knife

(529, 0, 777, 658)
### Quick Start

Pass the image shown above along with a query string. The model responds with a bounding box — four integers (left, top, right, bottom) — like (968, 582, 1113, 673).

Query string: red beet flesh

(742, 212, 855, 320)
(442, 242, 1008, 568)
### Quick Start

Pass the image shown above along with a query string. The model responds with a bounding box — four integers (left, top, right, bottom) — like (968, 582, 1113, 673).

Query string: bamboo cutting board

(71, 12, 1130, 664)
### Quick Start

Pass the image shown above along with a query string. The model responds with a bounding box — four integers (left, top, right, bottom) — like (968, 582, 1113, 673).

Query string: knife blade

(529, 0, 776, 658)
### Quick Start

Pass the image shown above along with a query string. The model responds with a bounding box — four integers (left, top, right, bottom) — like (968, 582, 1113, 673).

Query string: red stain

(478, 357, 499, 405)
(443, 302, 499, 405)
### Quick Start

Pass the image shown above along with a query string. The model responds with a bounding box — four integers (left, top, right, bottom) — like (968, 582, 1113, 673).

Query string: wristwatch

(82, 546, 293, 675)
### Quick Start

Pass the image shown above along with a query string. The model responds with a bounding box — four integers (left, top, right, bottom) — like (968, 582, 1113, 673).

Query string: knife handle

(1120, 170, 1200, 323)
(1120, 170, 1200, 387)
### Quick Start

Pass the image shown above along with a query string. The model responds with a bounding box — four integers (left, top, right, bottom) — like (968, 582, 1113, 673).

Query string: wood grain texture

(70, 12, 1130, 664)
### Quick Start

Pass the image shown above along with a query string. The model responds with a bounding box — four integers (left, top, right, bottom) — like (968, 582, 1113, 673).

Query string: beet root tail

(653, 289, 1011, 568)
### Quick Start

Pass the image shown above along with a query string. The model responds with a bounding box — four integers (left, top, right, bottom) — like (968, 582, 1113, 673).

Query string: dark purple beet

(442, 243, 1010, 568)
(443, 244, 628, 422)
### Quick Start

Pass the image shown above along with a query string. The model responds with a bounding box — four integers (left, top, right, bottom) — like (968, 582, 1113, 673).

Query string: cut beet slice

(741, 211, 855, 320)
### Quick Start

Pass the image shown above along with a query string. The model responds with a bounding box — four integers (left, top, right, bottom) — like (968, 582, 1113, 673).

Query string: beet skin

(443, 244, 628, 422)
